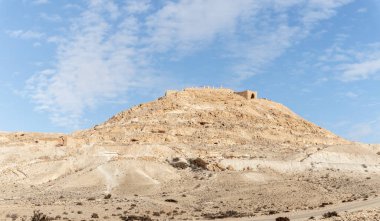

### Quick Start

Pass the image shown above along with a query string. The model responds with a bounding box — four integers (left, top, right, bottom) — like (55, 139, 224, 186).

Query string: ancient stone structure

(165, 87, 234, 96)
(165, 90, 178, 96)
(184, 87, 233, 93)
(165, 87, 257, 100)
(235, 90, 258, 99)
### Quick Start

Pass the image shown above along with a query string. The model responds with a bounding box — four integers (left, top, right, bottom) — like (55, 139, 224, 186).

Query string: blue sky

(1, 0, 380, 143)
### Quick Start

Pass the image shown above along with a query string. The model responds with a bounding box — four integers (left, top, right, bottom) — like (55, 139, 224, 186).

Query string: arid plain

(0, 88, 379, 221)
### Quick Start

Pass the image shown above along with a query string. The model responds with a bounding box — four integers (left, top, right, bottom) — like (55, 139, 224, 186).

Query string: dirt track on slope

(218, 197, 380, 221)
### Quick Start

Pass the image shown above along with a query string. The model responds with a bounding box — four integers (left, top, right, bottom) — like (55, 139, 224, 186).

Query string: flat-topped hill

(74, 88, 348, 148)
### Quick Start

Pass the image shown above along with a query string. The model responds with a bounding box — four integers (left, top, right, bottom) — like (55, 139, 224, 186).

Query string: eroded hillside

(0, 88, 378, 221)
(73, 88, 349, 158)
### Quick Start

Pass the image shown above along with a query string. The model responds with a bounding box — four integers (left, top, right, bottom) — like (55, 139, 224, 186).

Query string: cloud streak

(318, 42, 380, 82)
(26, 1, 151, 128)
(32, 0, 49, 5)
(346, 118, 380, 142)
(6, 30, 45, 40)
(229, 0, 354, 79)
(145, 0, 257, 53)
(340, 58, 380, 81)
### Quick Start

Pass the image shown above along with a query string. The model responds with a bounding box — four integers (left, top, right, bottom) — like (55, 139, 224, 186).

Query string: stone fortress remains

(165, 86, 258, 100)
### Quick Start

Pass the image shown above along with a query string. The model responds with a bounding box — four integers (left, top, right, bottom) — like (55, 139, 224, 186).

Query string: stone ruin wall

(164, 87, 258, 100)
(235, 90, 258, 99)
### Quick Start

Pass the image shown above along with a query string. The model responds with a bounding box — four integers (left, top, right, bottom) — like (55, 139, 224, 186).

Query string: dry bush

(276, 217, 290, 221)
(323, 211, 338, 218)
(189, 157, 208, 170)
(31, 211, 52, 221)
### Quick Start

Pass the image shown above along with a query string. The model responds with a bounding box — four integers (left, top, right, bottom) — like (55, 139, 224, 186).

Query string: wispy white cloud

(318, 42, 380, 82)
(46, 36, 65, 44)
(26, 1, 155, 128)
(357, 7, 367, 13)
(63, 3, 82, 10)
(32, 0, 49, 5)
(346, 118, 380, 142)
(6, 29, 45, 40)
(347, 123, 373, 141)
(301, 0, 353, 25)
(144, 0, 353, 79)
(39, 13, 62, 22)
(345, 91, 359, 98)
(125, 0, 151, 14)
(340, 58, 380, 81)
(231, 25, 300, 80)
(33, 42, 42, 47)
(146, 0, 257, 53)
(229, 0, 354, 79)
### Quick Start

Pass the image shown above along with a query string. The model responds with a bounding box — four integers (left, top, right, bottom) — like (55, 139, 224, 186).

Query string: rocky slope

(74, 88, 348, 149)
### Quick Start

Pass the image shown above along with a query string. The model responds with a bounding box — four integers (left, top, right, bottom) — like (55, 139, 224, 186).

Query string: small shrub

(319, 202, 329, 207)
(91, 213, 99, 218)
(164, 199, 178, 203)
(276, 217, 290, 221)
(202, 210, 244, 219)
(323, 211, 338, 218)
(189, 157, 208, 170)
(120, 215, 153, 221)
(168, 157, 189, 169)
(31, 211, 52, 221)
(6, 214, 18, 221)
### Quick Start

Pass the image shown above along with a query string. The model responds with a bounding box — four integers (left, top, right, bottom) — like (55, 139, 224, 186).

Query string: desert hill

(74, 87, 348, 148)
(0, 88, 379, 221)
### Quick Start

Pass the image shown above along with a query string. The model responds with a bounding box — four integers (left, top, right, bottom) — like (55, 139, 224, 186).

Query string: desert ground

(0, 88, 379, 220)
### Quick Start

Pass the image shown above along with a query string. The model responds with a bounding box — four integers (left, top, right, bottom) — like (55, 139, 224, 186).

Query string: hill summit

(74, 87, 348, 149)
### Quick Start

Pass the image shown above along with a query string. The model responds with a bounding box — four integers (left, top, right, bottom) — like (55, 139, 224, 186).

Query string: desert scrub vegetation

(30, 210, 52, 221)
(323, 211, 339, 218)
(120, 215, 152, 221)
(276, 217, 290, 221)
(91, 213, 99, 218)
(6, 213, 18, 221)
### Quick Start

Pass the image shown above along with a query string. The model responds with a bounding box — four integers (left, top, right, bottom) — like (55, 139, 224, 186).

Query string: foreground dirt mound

(74, 88, 348, 148)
